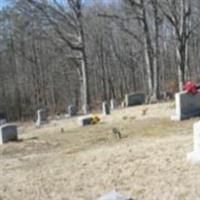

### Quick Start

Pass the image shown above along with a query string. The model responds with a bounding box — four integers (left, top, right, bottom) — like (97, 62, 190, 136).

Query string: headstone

(102, 101, 110, 115)
(97, 191, 133, 200)
(187, 121, 200, 164)
(171, 91, 200, 121)
(36, 108, 48, 127)
(110, 99, 116, 110)
(125, 93, 145, 107)
(68, 105, 77, 117)
(78, 115, 100, 126)
(0, 124, 18, 144)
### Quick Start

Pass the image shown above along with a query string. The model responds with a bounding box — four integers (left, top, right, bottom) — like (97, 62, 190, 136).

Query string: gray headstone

(102, 101, 110, 115)
(0, 124, 18, 144)
(171, 91, 200, 121)
(36, 108, 48, 127)
(110, 99, 116, 110)
(68, 105, 77, 117)
(125, 93, 145, 107)
(97, 191, 131, 200)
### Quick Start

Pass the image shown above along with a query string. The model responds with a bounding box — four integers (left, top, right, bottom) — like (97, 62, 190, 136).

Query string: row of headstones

(0, 92, 146, 144)
(35, 91, 170, 125)
(103, 93, 146, 115)
(80, 93, 146, 126)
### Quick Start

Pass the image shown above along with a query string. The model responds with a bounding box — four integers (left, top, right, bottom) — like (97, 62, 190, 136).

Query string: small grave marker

(68, 105, 77, 117)
(0, 124, 18, 144)
(102, 101, 110, 115)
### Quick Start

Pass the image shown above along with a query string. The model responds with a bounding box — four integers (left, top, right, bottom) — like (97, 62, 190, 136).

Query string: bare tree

(160, 0, 192, 91)
(26, 0, 90, 114)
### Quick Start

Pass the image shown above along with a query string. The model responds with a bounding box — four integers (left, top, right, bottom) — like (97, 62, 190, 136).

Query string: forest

(0, 0, 199, 120)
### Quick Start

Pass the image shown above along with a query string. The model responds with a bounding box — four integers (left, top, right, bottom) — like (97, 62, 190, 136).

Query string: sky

(0, 0, 111, 9)
(0, 0, 8, 9)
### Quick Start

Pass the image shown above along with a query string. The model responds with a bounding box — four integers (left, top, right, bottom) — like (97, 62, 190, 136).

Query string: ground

(0, 102, 200, 200)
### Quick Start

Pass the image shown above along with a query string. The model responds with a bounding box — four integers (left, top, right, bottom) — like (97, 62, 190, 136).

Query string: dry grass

(0, 102, 200, 200)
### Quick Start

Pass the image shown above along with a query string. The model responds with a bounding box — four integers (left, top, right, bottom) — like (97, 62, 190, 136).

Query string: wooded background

(0, 0, 199, 120)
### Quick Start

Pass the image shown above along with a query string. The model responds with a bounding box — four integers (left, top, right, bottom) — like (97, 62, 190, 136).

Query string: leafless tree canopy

(0, 0, 199, 120)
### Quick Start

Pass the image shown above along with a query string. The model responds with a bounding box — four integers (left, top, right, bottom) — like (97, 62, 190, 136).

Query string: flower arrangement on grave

(91, 115, 100, 124)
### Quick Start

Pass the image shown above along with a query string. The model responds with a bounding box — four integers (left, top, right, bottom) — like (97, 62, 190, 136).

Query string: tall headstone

(102, 101, 110, 115)
(36, 108, 48, 127)
(68, 105, 77, 117)
(125, 92, 145, 107)
(171, 91, 200, 121)
(187, 121, 200, 164)
(0, 124, 18, 144)
(110, 99, 116, 110)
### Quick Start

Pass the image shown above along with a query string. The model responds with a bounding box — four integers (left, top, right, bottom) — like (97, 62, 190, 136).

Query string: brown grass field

(1, 102, 200, 200)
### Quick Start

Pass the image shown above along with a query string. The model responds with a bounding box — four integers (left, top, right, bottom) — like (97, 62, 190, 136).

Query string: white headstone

(102, 101, 110, 115)
(110, 99, 116, 110)
(171, 91, 200, 121)
(187, 121, 200, 164)
(0, 124, 18, 144)
(36, 108, 48, 127)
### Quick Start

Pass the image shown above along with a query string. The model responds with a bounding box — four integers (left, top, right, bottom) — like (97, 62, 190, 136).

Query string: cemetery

(1, 97, 200, 200)
(2, 0, 200, 199)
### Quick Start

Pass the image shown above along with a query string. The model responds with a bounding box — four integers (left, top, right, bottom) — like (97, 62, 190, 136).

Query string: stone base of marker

(102, 102, 110, 115)
(171, 115, 181, 121)
(172, 91, 200, 121)
(0, 124, 18, 144)
(125, 92, 145, 107)
(68, 105, 77, 117)
(187, 151, 200, 164)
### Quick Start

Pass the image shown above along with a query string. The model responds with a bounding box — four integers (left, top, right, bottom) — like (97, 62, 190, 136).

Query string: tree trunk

(176, 43, 186, 91)
(152, 0, 160, 99)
